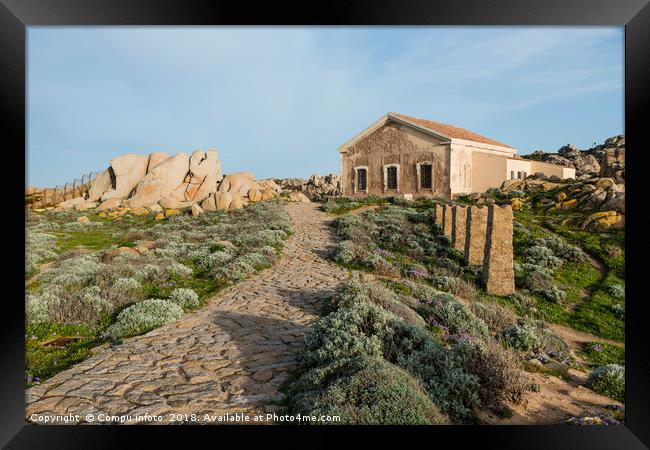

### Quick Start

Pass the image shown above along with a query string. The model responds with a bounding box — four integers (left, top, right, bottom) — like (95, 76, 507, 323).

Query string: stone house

(338, 113, 576, 199)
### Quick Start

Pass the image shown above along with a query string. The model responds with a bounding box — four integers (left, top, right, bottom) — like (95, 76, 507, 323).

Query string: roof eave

(451, 137, 517, 155)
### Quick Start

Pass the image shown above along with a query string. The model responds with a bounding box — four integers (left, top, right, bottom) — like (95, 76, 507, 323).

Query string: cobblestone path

(25, 202, 349, 424)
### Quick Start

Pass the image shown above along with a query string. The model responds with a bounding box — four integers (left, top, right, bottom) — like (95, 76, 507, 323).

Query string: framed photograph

(2, 0, 648, 447)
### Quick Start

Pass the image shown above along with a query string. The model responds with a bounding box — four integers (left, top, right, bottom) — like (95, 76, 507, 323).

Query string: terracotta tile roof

(389, 113, 514, 149)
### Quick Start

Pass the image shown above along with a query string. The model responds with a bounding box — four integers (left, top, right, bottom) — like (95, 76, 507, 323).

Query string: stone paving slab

(25, 202, 348, 425)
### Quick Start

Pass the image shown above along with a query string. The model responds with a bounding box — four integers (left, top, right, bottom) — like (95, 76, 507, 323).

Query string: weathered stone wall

(341, 122, 450, 198)
(481, 204, 515, 295)
(451, 205, 467, 251)
(442, 204, 453, 237)
(464, 205, 488, 266)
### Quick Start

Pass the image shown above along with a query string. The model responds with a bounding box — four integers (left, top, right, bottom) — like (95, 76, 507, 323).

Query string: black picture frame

(2, 0, 648, 447)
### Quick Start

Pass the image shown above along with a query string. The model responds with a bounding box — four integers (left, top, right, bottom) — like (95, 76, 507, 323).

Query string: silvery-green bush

(112, 277, 142, 294)
(235, 229, 287, 249)
(533, 235, 585, 263)
(238, 252, 272, 270)
(26, 289, 62, 323)
(399, 280, 488, 337)
(333, 240, 358, 265)
(168, 288, 199, 310)
(133, 263, 167, 283)
(25, 229, 59, 275)
(585, 364, 624, 402)
(608, 284, 625, 299)
(611, 303, 625, 320)
(299, 300, 481, 421)
(501, 319, 569, 360)
(285, 356, 447, 425)
(213, 258, 256, 282)
(523, 270, 566, 303)
(39, 254, 103, 288)
(197, 249, 234, 270)
(105, 299, 183, 338)
(523, 245, 564, 271)
(501, 321, 541, 351)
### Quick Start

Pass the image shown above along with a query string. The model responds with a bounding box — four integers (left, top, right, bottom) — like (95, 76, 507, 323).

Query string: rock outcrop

(100, 154, 149, 201)
(523, 135, 625, 183)
(200, 172, 279, 212)
(500, 135, 625, 230)
(125, 152, 191, 208)
(49, 149, 278, 215)
(275, 173, 340, 201)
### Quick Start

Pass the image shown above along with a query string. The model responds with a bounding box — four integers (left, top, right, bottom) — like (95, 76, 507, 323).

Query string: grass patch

(522, 360, 571, 382)
(53, 229, 118, 251)
(25, 323, 100, 386)
(578, 342, 624, 367)
(568, 289, 624, 342)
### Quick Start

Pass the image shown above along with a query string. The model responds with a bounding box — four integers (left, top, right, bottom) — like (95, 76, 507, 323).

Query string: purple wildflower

(407, 268, 427, 278)
(374, 248, 393, 258)
(445, 333, 475, 344)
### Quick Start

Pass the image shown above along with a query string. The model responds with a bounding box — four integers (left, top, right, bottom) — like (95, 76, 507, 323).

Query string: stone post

(451, 205, 467, 251)
(481, 204, 515, 295)
(435, 204, 443, 225)
(464, 205, 488, 266)
(442, 204, 453, 237)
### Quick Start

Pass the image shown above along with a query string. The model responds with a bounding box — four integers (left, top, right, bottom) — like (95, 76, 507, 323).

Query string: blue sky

(27, 27, 623, 187)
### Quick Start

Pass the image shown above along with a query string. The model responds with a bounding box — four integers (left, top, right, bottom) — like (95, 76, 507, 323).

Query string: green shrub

(299, 303, 390, 367)
(523, 245, 563, 271)
(469, 301, 518, 334)
(412, 290, 488, 337)
(608, 284, 625, 299)
(501, 321, 541, 351)
(324, 279, 424, 326)
(585, 364, 624, 402)
(579, 342, 625, 367)
(238, 252, 272, 270)
(457, 340, 528, 407)
(501, 319, 570, 361)
(26, 285, 112, 325)
(26, 290, 61, 324)
(235, 229, 288, 249)
(300, 297, 481, 421)
(197, 250, 234, 270)
(332, 240, 358, 265)
(39, 254, 103, 288)
(168, 288, 199, 310)
(611, 303, 625, 320)
(105, 299, 183, 338)
(391, 332, 481, 420)
(212, 258, 256, 282)
(523, 270, 566, 303)
(285, 356, 447, 425)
